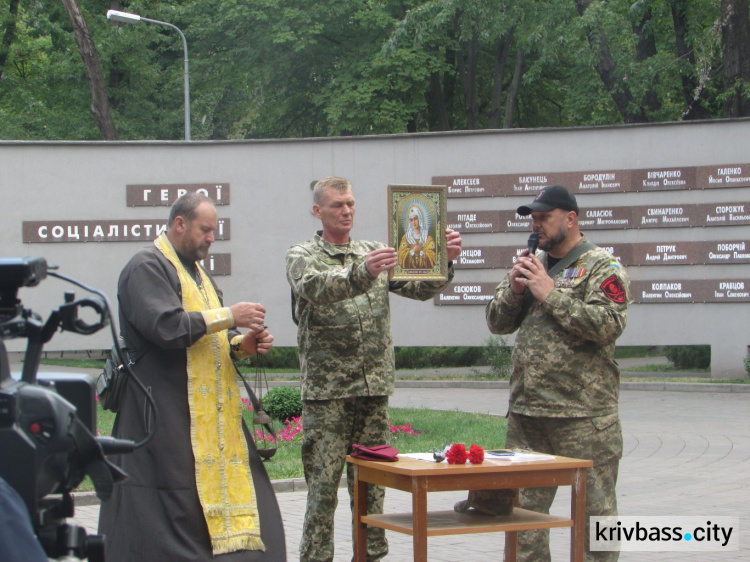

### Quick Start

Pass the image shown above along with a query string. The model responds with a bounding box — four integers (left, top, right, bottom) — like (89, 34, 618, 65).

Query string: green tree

(0, 0, 744, 140)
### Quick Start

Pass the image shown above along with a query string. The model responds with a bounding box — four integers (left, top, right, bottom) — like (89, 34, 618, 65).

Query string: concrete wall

(2, 119, 749, 377)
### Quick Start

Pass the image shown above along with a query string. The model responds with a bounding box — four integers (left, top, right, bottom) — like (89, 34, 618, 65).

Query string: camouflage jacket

(486, 235, 630, 418)
(286, 233, 454, 400)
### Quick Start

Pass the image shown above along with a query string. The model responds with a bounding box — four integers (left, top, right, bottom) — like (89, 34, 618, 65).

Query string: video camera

(0, 257, 136, 561)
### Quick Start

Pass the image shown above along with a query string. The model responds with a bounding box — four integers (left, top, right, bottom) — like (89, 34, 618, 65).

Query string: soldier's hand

(229, 302, 266, 329)
(510, 250, 532, 294)
(515, 254, 554, 301)
(446, 228, 462, 261)
(366, 247, 397, 277)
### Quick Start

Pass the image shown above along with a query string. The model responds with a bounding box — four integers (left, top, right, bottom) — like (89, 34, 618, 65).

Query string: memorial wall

(435, 164, 750, 305)
(2, 118, 749, 377)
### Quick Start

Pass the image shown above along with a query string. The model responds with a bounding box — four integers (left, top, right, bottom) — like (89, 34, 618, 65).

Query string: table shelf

(362, 507, 573, 537)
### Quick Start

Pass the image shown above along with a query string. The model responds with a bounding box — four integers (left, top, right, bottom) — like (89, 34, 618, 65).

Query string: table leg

(570, 467, 587, 562)
(504, 488, 520, 561)
(353, 465, 368, 562)
(411, 477, 428, 562)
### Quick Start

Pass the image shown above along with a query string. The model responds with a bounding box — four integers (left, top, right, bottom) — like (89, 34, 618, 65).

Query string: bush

(262, 386, 303, 422)
(483, 336, 513, 379)
(236, 347, 300, 370)
(665, 345, 710, 369)
(394, 346, 485, 368)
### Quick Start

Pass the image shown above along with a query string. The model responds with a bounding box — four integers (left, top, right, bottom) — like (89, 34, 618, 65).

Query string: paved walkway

(68, 383, 749, 561)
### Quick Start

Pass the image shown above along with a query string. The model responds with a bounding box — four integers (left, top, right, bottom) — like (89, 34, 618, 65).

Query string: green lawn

(79, 405, 506, 490)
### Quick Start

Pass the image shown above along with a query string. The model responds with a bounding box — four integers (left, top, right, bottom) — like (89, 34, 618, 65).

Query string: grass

(39, 357, 106, 369)
(78, 405, 506, 490)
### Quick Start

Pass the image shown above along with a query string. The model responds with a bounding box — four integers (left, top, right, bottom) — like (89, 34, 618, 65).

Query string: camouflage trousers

(299, 396, 390, 562)
(505, 412, 623, 562)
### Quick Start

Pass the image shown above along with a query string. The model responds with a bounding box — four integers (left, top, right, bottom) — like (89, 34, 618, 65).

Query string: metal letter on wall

(127, 183, 231, 206)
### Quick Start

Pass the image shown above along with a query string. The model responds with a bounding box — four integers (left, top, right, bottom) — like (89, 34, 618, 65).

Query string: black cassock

(98, 245, 286, 561)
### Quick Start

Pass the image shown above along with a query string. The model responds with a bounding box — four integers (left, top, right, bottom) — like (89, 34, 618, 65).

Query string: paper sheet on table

(485, 451, 556, 462)
(398, 452, 556, 463)
(398, 452, 438, 462)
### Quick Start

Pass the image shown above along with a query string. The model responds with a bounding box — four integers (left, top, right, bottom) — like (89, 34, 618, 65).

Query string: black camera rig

(0, 257, 138, 561)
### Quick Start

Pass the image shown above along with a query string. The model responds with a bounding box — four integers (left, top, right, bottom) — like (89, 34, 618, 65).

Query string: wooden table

(348, 453, 593, 562)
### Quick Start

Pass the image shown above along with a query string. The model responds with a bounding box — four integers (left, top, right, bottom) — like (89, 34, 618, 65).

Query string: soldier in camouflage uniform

(483, 185, 629, 561)
(286, 176, 462, 562)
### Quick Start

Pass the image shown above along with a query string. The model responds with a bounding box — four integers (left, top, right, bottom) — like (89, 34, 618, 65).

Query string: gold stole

(155, 234, 264, 555)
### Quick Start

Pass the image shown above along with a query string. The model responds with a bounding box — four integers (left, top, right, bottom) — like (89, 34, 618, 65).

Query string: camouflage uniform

(286, 233, 453, 562)
(485, 235, 630, 562)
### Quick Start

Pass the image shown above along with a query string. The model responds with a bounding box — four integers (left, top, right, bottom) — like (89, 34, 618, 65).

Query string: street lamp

(107, 10, 191, 141)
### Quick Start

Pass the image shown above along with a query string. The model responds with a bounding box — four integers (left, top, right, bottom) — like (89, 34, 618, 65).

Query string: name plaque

(695, 164, 750, 189)
(446, 211, 500, 233)
(436, 170, 631, 198)
(201, 253, 231, 276)
(453, 240, 750, 270)
(433, 283, 497, 305)
(126, 183, 231, 206)
(633, 279, 750, 303)
(438, 163, 750, 198)
(434, 279, 750, 305)
(22, 219, 232, 243)
(448, 203, 750, 234)
(455, 246, 518, 269)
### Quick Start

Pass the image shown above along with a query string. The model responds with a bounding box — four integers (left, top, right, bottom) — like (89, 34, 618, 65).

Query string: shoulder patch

(290, 256, 306, 280)
(600, 275, 626, 304)
(609, 260, 622, 269)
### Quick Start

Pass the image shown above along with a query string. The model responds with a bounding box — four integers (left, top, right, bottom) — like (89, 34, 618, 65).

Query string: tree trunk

(0, 0, 20, 80)
(461, 26, 480, 129)
(632, 3, 661, 113)
(504, 47, 525, 128)
(429, 72, 451, 131)
(575, 0, 647, 123)
(671, 0, 713, 119)
(488, 28, 514, 129)
(60, 0, 119, 139)
(722, 0, 750, 117)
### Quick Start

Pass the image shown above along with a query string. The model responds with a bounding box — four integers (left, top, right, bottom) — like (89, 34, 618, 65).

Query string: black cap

(517, 185, 579, 216)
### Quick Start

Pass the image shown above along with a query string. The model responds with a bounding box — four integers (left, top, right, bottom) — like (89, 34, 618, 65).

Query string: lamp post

(107, 10, 191, 141)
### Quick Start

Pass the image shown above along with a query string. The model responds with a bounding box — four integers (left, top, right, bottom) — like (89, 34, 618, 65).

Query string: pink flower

(389, 422, 419, 436)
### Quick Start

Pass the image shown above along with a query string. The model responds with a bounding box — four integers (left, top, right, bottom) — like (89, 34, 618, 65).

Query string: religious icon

(388, 184, 448, 281)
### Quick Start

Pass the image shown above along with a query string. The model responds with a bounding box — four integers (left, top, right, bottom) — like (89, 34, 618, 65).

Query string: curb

(266, 376, 749, 393)
(73, 476, 342, 506)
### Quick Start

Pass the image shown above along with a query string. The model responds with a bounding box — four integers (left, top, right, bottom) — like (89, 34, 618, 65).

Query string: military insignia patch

(601, 275, 626, 303)
(291, 257, 306, 280)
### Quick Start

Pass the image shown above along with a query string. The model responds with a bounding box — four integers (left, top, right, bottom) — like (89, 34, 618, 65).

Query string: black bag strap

(114, 335, 146, 368)
(546, 241, 597, 278)
(232, 362, 278, 440)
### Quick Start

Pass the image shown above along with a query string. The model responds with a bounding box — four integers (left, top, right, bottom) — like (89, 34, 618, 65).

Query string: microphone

(527, 233, 539, 255)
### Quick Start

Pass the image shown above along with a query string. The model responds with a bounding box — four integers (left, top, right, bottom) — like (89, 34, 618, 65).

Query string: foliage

(0, 0, 743, 141)
(235, 347, 300, 370)
(614, 346, 663, 359)
(745, 356, 750, 375)
(482, 336, 513, 379)
(261, 386, 303, 422)
(665, 345, 711, 369)
(395, 346, 485, 369)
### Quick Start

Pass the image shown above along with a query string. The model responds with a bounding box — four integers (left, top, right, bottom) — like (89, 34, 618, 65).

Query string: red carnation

(446, 443, 467, 464)
(469, 444, 485, 464)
